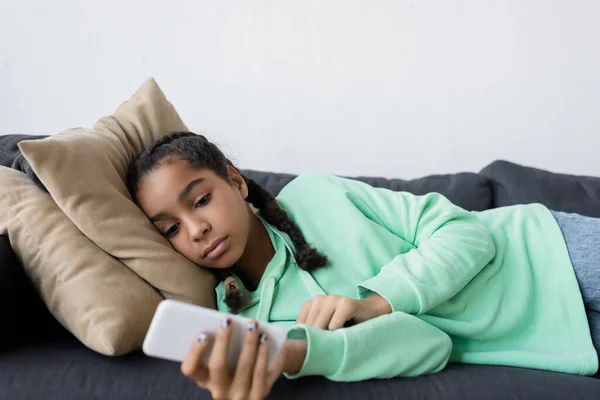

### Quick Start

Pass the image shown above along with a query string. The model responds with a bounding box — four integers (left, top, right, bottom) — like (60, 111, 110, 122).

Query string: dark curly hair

(127, 132, 328, 312)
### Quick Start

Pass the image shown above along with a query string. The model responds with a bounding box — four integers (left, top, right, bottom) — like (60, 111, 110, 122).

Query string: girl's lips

(204, 237, 229, 260)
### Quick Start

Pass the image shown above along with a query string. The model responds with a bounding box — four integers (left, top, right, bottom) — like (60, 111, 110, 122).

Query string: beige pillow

(19, 78, 216, 308)
(0, 167, 162, 355)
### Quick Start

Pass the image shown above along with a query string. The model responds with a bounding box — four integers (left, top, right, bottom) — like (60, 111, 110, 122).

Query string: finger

(250, 333, 271, 399)
(305, 296, 330, 327)
(232, 320, 261, 394)
(180, 332, 212, 386)
(304, 298, 323, 326)
(296, 302, 311, 325)
(328, 306, 353, 330)
(208, 317, 234, 391)
(313, 306, 336, 330)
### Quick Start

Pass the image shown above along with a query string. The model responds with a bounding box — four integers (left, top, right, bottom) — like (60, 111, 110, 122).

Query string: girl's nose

(189, 220, 210, 242)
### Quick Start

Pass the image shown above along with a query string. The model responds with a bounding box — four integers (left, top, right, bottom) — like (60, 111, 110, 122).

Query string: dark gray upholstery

(244, 170, 493, 212)
(480, 160, 600, 217)
(0, 235, 40, 350)
(0, 237, 68, 353)
(1, 339, 599, 400)
(1, 134, 600, 399)
(0, 134, 48, 190)
(0, 134, 47, 168)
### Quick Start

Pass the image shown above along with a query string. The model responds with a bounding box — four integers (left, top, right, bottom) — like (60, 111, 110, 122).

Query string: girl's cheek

(173, 240, 188, 257)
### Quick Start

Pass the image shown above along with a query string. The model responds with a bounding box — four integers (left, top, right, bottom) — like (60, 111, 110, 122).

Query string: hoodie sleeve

(331, 175, 496, 315)
(285, 312, 452, 381)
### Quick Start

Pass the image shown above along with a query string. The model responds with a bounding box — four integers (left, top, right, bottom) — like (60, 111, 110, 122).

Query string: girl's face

(135, 158, 252, 270)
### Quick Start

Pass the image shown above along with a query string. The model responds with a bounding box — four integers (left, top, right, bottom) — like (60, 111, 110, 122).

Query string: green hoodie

(215, 174, 597, 381)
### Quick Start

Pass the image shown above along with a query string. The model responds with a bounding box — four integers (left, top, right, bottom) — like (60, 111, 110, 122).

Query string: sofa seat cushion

(1, 338, 598, 400)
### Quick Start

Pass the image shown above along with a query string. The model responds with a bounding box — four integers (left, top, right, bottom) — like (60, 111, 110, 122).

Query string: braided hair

(127, 132, 328, 312)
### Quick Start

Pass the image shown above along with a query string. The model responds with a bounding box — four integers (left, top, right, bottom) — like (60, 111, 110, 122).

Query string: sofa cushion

(243, 170, 493, 211)
(0, 338, 599, 400)
(18, 79, 216, 308)
(0, 167, 163, 356)
(481, 160, 600, 217)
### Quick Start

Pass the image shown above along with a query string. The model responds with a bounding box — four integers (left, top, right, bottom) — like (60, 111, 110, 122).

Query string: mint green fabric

(216, 174, 598, 381)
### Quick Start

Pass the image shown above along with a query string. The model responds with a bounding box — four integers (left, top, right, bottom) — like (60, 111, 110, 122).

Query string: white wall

(1, 1, 599, 179)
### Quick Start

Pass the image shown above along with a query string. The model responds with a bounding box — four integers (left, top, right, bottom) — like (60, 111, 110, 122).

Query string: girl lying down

(126, 132, 600, 400)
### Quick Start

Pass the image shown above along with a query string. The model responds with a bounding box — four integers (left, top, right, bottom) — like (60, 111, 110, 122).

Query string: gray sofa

(1, 134, 600, 399)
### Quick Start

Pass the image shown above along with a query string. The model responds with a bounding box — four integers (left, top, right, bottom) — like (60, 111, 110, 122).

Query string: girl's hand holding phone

(181, 318, 307, 400)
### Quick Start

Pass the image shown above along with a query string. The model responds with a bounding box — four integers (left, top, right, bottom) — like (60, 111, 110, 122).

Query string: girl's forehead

(139, 163, 209, 197)
(153, 159, 215, 180)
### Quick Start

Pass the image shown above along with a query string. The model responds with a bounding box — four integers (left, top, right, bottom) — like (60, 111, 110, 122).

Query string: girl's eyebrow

(178, 178, 205, 202)
(150, 211, 168, 223)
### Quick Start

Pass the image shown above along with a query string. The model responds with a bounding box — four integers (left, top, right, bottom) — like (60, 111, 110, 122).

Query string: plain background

(1, 0, 599, 179)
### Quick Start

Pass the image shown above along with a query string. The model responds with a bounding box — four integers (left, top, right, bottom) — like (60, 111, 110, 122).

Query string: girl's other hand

(181, 318, 285, 400)
(296, 293, 392, 330)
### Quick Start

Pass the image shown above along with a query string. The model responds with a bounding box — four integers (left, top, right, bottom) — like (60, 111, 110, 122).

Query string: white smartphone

(143, 299, 287, 369)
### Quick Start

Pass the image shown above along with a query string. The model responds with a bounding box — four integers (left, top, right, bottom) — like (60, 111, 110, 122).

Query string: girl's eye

(163, 222, 180, 238)
(195, 193, 211, 208)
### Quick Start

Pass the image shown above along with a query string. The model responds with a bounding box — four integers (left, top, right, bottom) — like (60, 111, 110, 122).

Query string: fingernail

(248, 321, 257, 332)
(260, 333, 268, 344)
(197, 333, 207, 343)
(221, 318, 231, 330)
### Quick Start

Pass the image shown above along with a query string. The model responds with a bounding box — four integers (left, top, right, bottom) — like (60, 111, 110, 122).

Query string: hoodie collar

(216, 216, 326, 320)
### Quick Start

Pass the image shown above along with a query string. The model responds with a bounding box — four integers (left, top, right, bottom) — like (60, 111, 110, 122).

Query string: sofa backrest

(481, 160, 600, 218)
(244, 169, 493, 211)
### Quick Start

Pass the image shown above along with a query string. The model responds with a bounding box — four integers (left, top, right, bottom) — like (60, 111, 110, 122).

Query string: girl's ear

(227, 165, 249, 199)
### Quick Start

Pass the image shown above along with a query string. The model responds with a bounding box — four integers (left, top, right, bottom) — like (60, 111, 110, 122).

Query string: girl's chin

(203, 257, 240, 271)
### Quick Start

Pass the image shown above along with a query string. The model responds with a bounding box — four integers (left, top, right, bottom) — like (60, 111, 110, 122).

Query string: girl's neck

(233, 211, 275, 291)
